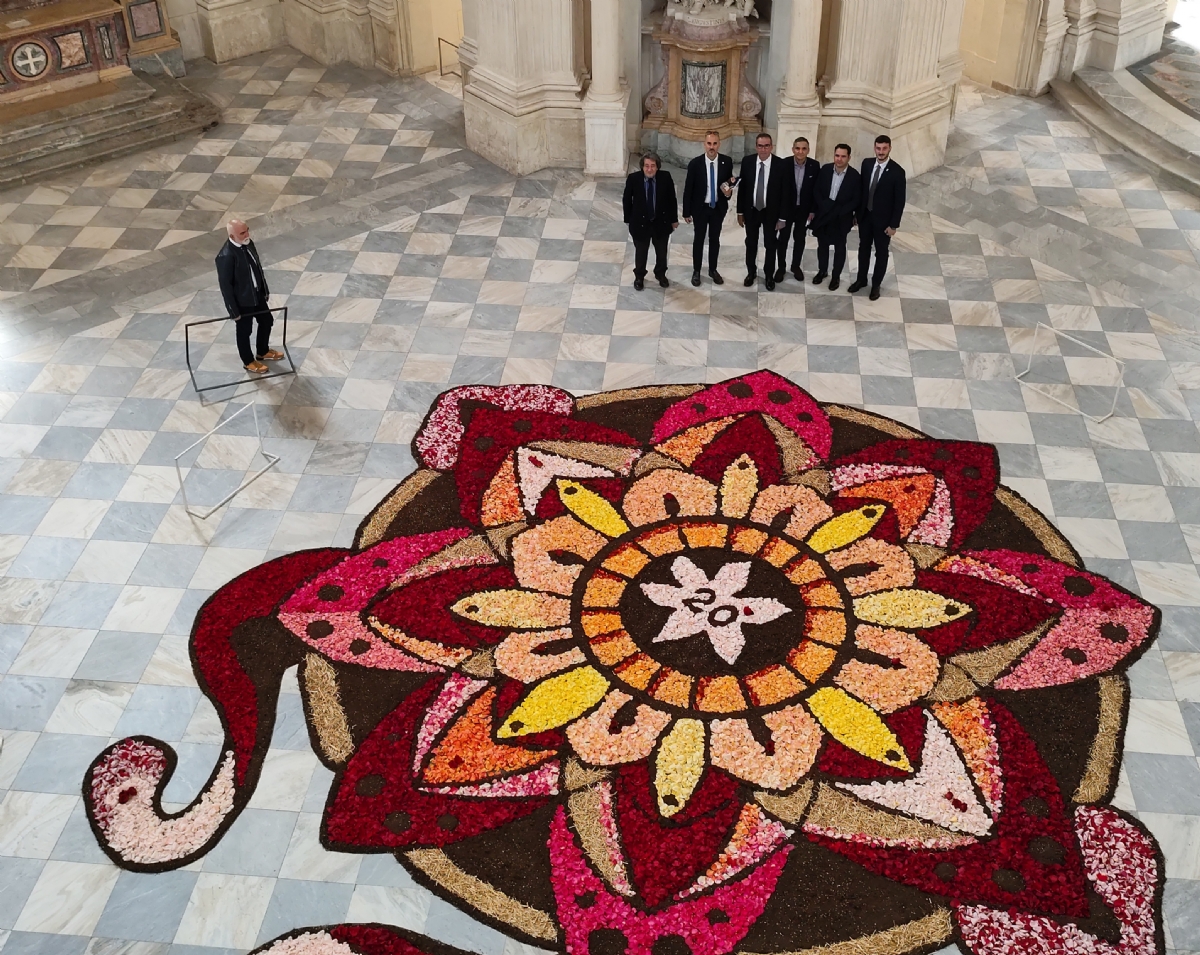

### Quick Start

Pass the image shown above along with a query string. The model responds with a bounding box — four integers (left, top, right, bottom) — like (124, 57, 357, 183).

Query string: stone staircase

(0, 72, 220, 190)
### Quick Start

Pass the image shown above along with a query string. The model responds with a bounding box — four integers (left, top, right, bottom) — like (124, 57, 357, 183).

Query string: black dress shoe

(657, 274, 669, 288)
(869, 285, 881, 301)
(709, 270, 724, 285)
(634, 278, 644, 291)
(812, 271, 827, 285)
(691, 271, 701, 287)
(774, 268, 786, 283)
(793, 268, 804, 281)
(743, 274, 756, 287)
(829, 276, 840, 291)
(847, 280, 867, 294)
(765, 277, 775, 291)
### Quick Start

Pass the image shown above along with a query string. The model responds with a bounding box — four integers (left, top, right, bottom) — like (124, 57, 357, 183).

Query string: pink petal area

(935, 555, 1042, 599)
(679, 803, 791, 899)
(414, 384, 575, 471)
(908, 477, 953, 547)
(425, 760, 561, 798)
(830, 463, 926, 489)
(955, 807, 1160, 955)
(413, 674, 488, 773)
(649, 372, 832, 463)
(550, 808, 791, 955)
(280, 610, 442, 672)
(516, 446, 629, 514)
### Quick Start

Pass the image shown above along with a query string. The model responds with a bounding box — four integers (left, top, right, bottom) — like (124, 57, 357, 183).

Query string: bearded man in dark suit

(215, 219, 283, 373)
(809, 145, 862, 292)
(682, 130, 736, 287)
(848, 134, 907, 301)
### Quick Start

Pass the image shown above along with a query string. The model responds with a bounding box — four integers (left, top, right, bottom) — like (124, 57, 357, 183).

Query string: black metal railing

(184, 305, 296, 394)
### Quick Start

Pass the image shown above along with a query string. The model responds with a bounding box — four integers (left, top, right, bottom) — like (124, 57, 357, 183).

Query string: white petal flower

(640, 556, 790, 664)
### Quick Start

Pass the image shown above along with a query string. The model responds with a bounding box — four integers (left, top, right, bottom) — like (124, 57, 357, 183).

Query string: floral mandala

(84, 373, 1165, 955)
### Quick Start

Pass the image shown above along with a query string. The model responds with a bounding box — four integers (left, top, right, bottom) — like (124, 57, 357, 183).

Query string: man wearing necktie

(215, 219, 283, 374)
(683, 131, 735, 287)
(776, 136, 822, 283)
(622, 152, 679, 291)
(848, 134, 907, 301)
(736, 133, 788, 290)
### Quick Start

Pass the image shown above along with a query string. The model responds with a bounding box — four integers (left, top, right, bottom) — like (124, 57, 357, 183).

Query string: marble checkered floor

(3, 50, 1200, 955)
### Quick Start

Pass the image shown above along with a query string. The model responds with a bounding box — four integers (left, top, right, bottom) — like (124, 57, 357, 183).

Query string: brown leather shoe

(258, 349, 284, 361)
(245, 361, 269, 373)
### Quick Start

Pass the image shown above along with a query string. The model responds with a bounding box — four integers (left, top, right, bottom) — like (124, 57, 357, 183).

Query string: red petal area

(324, 677, 554, 850)
(817, 705, 928, 781)
(689, 415, 784, 490)
(833, 439, 999, 549)
(808, 701, 1089, 919)
(367, 565, 518, 648)
(414, 384, 575, 471)
(915, 570, 1060, 656)
(455, 407, 637, 525)
(650, 371, 833, 462)
(534, 476, 628, 522)
(328, 926, 469, 955)
(828, 493, 903, 544)
(613, 763, 742, 909)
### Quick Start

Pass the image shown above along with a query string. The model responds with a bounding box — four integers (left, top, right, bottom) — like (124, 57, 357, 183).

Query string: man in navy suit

(848, 134, 907, 301)
(736, 133, 789, 290)
(776, 136, 822, 283)
(623, 152, 679, 291)
(808, 144, 861, 291)
(682, 131, 736, 287)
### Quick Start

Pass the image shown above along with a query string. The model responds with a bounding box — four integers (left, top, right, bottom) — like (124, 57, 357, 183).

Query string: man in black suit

(215, 219, 283, 373)
(809, 144, 861, 292)
(682, 130, 736, 287)
(849, 134, 907, 301)
(622, 151, 679, 290)
(776, 136, 822, 283)
(736, 133, 789, 290)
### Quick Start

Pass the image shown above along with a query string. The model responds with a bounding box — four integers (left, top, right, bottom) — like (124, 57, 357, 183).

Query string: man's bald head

(227, 219, 250, 243)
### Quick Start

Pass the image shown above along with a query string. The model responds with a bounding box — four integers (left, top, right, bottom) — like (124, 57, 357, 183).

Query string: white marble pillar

(1006, 0, 1068, 94)
(775, 0, 823, 155)
(820, 0, 955, 175)
(461, 0, 586, 176)
(583, 0, 630, 176)
(1087, 0, 1167, 70)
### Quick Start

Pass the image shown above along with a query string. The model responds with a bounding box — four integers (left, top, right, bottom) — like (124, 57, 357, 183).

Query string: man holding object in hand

(683, 130, 736, 287)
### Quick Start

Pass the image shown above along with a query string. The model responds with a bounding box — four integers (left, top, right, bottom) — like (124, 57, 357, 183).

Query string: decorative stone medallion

(11, 41, 48, 78)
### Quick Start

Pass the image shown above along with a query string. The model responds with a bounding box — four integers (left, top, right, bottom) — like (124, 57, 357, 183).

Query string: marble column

(820, 0, 956, 175)
(461, 0, 585, 176)
(284, 0, 374, 70)
(196, 0, 283, 62)
(775, 0, 823, 154)
(583, 0, 630, 176)
(1006, 0, 1068, 95)
(1086, 0, 1166, 70)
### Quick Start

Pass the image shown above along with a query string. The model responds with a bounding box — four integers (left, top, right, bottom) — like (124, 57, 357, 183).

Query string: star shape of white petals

(640, 556, 791, 664)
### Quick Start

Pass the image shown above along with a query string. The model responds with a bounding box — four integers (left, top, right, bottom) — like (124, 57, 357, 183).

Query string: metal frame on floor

(1014, 322, 1126, 424)
(174, 399, 281, 520)
(185, 306, 295, 394)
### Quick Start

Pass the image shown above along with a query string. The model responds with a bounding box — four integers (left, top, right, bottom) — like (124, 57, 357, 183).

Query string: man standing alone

(849, 135, 906, 301)
(683, 131, 735, 287)
(215, 219, 283, 374)
(623, 152, 679, 290)
(776, 136, 821, 283)
(809, 145, 861, 292)
(737, 133, 788, 290)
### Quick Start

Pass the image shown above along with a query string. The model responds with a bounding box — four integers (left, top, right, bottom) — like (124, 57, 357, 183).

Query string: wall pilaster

(1087, 0, 1167, 70)
(775, 0, 822, 153)
(196, 0, 283, 62)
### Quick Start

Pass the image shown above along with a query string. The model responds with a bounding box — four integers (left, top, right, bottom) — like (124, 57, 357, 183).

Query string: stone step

(0, 74, 156, 147)
(0, 74, 219, 190)
(1050, 72, 1200, 197)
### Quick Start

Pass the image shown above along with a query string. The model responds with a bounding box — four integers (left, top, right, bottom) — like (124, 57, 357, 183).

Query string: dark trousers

(235, 299, 273, 365)
(777, 216, 810, 273)
(815, 230, 849, 279)
(631, 226, 670, 280)
(742, 209, 779, 278)
(691, 206, 725, 272)
(856, 212, 892, 287)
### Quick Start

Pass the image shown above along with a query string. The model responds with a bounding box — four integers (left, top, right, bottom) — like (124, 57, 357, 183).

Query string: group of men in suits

(622, 130, 906, 301)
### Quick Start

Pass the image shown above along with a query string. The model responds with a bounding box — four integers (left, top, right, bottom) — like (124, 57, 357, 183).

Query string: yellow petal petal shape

(556, 479, 630, 539)
(497, 665, 611, 738)
(450, 590, 571, 629)
(853, 589, 973, 629)
(654, 718, 706, 817)
(719, 454, 759, 519)
(806, 686, 912, 772)
(805, 504, 887, 554)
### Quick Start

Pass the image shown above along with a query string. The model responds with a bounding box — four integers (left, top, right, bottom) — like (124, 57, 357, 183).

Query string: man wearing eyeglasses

(736, 133, 788, 290)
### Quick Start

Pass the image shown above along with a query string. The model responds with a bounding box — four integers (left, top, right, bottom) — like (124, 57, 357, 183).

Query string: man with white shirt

(215, 219, 282, 374)
(683, 131, 736, 287)
(809, 145, 861, 292)
(848, 134, 907, 301)
(777, 136, 822, 283)
(736, 133, 789, 290)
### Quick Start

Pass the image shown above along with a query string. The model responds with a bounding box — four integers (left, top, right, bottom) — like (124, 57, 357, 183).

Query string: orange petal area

(511, 515, 607, 596)
(495, 626, 586, 682)
(423, 687, 554, 785)
(784, 556, 827, 586)
(566, 689, 672, 766)
(681, 521, 729, 549)
(835, 625, 941, 714)
(801, 581, 844, 609)
(581, 611, 623, 638)
(710, 706, 822, 789)
(369, 618, 474, 668)
(825, 537, 917, 597)
(744, 664, 807, 707)
(696, 675, 748, 713)
(750, 484, 834, 539)
(481, 454, 524, 527)
(637, 526, 686, 557)
(601, 543, 651, 579)
(805, 608, 848, 646)
(730, 525, 769, 555)
(582, 573, 627, 609)
(932, 698, 1003, 813)
(840, 474, 936, 537)
(650, 667, 694, 707)
(788, 642, 838, 682)
(613, 653, 662, 690)
(451, 590, 571, 629)
(759, 536, 800, 568)
(622, 470, 718, 526)
(590, 631, 639, 666)
(654, 416, 740, 466)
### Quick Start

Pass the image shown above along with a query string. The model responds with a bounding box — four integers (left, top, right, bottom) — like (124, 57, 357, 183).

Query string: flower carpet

(82, 372, 1165, 955)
